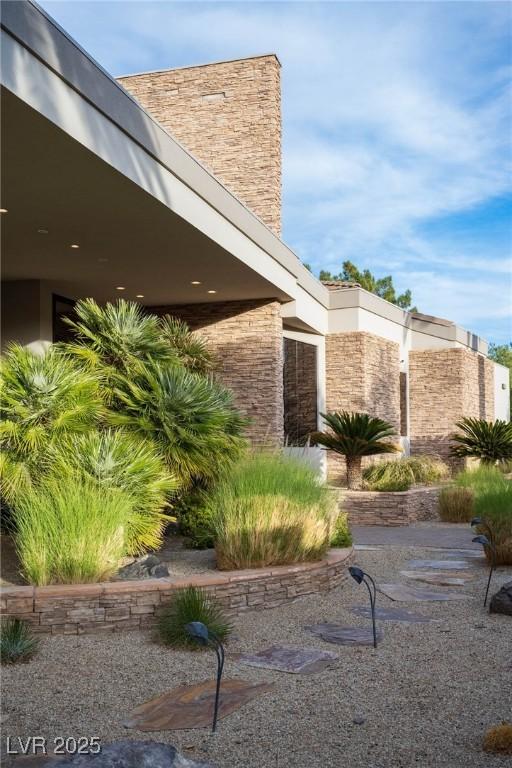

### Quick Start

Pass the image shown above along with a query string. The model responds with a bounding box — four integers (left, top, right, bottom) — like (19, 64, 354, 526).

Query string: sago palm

(0, 344, 103, 504)
(50, 429, 179, 552)
(312, 411, 400, 490)
(109, 361, 247, 487)
(451, 417, 512, 465)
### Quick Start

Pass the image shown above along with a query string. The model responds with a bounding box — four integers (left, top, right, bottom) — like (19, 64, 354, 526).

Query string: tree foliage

(319, 260, 417, 311)
(488, 342, 512, 411)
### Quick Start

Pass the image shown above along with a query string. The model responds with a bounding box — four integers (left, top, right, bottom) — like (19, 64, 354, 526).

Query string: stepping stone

(306, 624, 383, 646)
(233, 645, 338, 674)
(123, 678, 274, 731)
(22, 741, 213, 767)
(407, 559, 470, 570)
(354, 545, 381, 551)
(441, 549, 485, 559)
(401, 570, 470, 587)
(378, 583, 472, 602)
(350, 605, 433, 623)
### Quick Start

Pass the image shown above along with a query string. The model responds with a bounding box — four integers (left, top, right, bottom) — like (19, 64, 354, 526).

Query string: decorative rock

(42, 740, 213, 766)
(378, 583, 472, 602)
(115, 555, 169, 580)
(407, 559, 470, 570)
(489, 580, 512, 616)
(306, 624, 383, 646)
(400, 570, 469, 587)
(352, 714, 366, 725)
(234, 645, 338, 674)
(350, 606, 433, 623)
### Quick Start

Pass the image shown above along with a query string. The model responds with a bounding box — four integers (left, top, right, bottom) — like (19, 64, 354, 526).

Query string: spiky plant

(50, 429, 179, 552)
(451, 417, 512, 465)
(0, 344, 103, 504)
(109, 361, 247, 487)
(159, 315, 215, 374)
(65, 298, 178, 377)
(311, 411, 400, 489)
(0, 618, 39, 665)
(157, 587, 232, 649)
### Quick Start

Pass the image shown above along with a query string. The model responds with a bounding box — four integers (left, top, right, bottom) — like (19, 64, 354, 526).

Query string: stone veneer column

(409, 348, 495, 467)
(118, 56, 282, 235)
(325, 331, 401, 481)
(152, 299, 283, 445)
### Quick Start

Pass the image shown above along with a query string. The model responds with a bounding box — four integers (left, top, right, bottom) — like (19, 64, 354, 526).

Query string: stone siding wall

(409, 349, 495, 467)
(151, 299, 283, 445)
(0, 549, 354, 636)
(337, 486, 441, 527)
(118, 55, 282, 234)
(325, 331, 401, 481)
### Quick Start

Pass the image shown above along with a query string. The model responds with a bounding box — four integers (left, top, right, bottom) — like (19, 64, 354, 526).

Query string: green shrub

(14, 475, 135, 585)
(0, 344, 102, 505)
(51, 429, 178, 553)
(451, 417, 512, 465)
(438, 487, 474, 522)
(363, 455, 449, 491)
(158, 586, 231, 649)
(209, 453, 336, 569)
(0, 618, 39, 665)
(175, 489, 215, 549)
(330, 512, 352, 547)
(456, 467, 512, 565)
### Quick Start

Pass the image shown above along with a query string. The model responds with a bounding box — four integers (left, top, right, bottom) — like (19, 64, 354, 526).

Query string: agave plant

(50, 429, 179, 552)
(311, 411, 400, 490)
(159, 315, 215, 374)
(109, 361, 247, 487)
(451, 417, 512, 465)
(0, 344, 103, 504)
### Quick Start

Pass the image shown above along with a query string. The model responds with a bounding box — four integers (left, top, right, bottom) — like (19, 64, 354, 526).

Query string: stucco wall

(409, 348, 495, 466)
(152, 299, 284, 445)
(119, 55, 282, 235)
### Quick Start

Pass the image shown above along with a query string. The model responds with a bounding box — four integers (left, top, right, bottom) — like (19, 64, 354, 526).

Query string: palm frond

(451, 418, 512, 464)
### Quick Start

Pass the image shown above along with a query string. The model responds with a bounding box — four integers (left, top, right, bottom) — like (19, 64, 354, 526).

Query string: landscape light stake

(349, 566, 378, 648)
(185, 621, 225, 732)
(471, 535, 497, 608)
(471, 516, 494, 545)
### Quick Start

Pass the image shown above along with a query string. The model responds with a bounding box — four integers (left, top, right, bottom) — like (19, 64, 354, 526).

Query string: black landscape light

(185, 621, 225, 732)
(471, 535, 497, 608)
(349, 566, 378, 648)
(471, 516, 494, 543)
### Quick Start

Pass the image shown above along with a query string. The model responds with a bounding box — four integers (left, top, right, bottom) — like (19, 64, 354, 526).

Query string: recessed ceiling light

(116, 286, 125, 291)
(37, 228, 49, 234)
(136, 294, 144, 298)
(70, 244, 79, 249)
(207, 290, 217, 294)
(0, 208, 7, 214)
(191, 280, 201, 285)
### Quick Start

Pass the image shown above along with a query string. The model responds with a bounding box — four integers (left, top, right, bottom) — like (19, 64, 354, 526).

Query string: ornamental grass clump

(363, 455, 449, 492)
(158, 587, 232, 649)
(209, 453, 336, 569)
(438, 486, 474, 522)
(0, 618, 39, 665)
(330, 512, 352, 547)
(14, 476, 135, 585)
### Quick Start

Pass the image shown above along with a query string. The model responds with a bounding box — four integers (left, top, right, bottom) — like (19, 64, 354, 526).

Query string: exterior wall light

(471, 534, 497, 608)
(185, 621, 225, 732)
(349, 566, 378, 648)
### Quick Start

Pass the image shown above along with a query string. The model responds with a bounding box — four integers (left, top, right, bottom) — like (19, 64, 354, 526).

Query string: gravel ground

(2, 546, 511, 768)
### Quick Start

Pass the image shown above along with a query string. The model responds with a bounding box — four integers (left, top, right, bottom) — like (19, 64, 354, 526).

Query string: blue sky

(40, 0, 512, 343)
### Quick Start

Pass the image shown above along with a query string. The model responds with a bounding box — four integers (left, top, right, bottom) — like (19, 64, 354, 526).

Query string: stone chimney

(118, 55, 282, 235)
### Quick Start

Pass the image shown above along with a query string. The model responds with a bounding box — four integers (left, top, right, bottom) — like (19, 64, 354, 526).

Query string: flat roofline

(118, 53, 282, 80)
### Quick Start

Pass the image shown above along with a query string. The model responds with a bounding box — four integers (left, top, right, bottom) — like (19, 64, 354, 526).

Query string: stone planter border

(333, 485, 442, 526)
(0, 547, 354, 635)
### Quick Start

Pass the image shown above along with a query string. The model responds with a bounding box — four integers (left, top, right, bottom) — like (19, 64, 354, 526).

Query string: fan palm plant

(451, 417, 512, 465)
(159, 315, 215, 374)
(0, 344, 103, 504)
(311, 411, 400, 490)
(109, 361, 247, 487)
(50, 429, 179, 552)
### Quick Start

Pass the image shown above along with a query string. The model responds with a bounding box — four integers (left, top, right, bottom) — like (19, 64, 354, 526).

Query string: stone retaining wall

(336, 486, 441, 526)
(0, 548, 353, 636)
